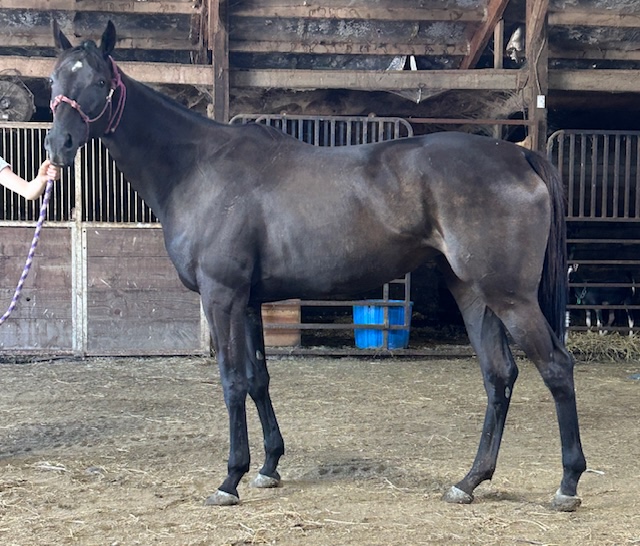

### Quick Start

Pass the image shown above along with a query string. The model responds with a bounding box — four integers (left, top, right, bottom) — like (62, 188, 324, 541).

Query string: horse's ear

(100, 20, 116, 58)
(52, 20, 73, 51)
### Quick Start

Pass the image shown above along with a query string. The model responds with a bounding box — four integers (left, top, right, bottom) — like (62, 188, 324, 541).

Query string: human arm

(0, 159, 60, 200)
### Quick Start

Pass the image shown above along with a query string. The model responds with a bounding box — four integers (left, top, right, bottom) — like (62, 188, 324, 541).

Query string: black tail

(523, 148, 568, 341)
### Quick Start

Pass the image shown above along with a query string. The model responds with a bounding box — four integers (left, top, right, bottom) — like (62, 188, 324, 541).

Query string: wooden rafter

(459, 0, 510, 70)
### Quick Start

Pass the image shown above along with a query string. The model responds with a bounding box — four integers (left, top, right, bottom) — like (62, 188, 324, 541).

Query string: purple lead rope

(0, 178, 54, 326)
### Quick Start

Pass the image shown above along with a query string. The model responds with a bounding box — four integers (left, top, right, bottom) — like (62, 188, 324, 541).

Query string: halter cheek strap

(50, 56, 127, 138)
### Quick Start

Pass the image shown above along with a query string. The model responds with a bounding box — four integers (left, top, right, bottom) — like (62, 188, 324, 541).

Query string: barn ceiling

(0, 1, 639, 128)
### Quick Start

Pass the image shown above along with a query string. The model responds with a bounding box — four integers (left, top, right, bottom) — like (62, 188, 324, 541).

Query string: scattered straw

(566, 331, 640, 362)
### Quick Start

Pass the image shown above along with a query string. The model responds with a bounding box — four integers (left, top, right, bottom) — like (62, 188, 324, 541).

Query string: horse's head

(45, 21, 121, 167)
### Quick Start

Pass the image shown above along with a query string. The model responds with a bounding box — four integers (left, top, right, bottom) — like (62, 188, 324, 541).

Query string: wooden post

(209, 0, 229, 122)
(525, 0, 549, 152)
(493, 19, 505, 139)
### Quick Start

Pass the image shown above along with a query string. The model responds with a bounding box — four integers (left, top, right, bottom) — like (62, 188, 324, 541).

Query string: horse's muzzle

(45, 128, 79, 168)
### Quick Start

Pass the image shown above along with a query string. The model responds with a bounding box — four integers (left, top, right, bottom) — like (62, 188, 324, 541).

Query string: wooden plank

(549, 9, 640, 28)
(0, 35, 197, 50)
(0, 57, 213, 85)
(231, 5, 484, 22)
(231, 68, 527, 91)
(3, 54, 640, 94)
(86, 318, 203, 355)
(85, 228, 167, 257)
(229, 17, 468, 48)
(549, 69, 640, 93)
(87, 258, 187, 290)
(550, 47, 640, 62)
(230, 40, 468, 57)
(459, 0, 510, 69)
(87, 291, 201, 322)
(0, 292, 73, 319)
(0, 227, 73, 352)
(85, 227, 204, 355)
(0, 1, 199, 14)
(0, 318, 73, 350)
(549, 45, 640, 61)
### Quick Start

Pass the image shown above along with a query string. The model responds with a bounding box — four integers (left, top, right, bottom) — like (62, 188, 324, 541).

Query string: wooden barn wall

(228, 0, 481, 71)
(85, 228, 203, 355)
(0, 226, 73, 352)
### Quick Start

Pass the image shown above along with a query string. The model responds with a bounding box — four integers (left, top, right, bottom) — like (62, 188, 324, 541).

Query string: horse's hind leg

(496, 303, 586, 511)
(244, 304, 285, 488)
(440, 277, 519, 505)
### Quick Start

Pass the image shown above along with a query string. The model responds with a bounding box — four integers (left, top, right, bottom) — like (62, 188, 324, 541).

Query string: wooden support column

(209, 0, 229, 122)
(525, 0, 549, 152)
(493, 19, 505, 139)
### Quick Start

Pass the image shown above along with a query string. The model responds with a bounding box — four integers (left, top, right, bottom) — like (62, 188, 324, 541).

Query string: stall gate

(1, 116, 413, 355)
(548, 130, 640, 335)
(1, 122, 207, 356)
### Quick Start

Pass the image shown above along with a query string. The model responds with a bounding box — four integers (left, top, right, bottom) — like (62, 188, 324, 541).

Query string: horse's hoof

(442, 486, 474, 504)
(204, 490, 240, 506)
(551, 488, 582, 512)
(250, 473, 281, 489)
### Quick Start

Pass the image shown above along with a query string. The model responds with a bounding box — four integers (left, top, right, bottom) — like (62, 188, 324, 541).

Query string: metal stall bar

(548, 130, 640, 335)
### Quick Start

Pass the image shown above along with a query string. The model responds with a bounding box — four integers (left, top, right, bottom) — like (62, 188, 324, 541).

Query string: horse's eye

(98, 79, 106, 87)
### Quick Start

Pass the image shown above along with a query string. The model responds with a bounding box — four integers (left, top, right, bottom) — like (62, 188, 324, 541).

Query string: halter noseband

(50, 56, 126, 139)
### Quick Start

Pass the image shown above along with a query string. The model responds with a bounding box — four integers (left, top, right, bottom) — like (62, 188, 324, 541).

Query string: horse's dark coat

(44, 22, 586, 510)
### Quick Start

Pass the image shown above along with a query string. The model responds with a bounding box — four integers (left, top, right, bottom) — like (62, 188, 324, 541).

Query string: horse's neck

(102, 76, 224, 219)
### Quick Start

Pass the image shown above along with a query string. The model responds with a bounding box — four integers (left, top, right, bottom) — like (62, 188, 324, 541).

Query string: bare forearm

(0, 160, 60, 200)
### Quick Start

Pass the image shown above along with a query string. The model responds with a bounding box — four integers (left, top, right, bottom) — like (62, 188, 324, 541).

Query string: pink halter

(50, 56, 126, 139)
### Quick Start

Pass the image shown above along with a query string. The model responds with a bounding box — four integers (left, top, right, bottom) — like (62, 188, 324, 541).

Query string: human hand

(38, 159, 61, 181)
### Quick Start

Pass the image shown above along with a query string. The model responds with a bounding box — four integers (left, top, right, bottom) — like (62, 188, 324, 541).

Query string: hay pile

(567, 331, 640, 362)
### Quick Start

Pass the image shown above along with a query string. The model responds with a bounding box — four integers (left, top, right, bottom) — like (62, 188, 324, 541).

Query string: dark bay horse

(44, 21, 586, 511)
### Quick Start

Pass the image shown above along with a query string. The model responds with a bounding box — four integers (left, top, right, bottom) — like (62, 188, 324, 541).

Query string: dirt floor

(1, 353, 639, 546)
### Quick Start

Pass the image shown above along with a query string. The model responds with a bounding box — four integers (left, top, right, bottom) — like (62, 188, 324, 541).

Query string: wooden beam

(0, 56, 213, 85)
(229, 41, 468, 57)
(0, 35, 197, 50)
(231, 6, 484, 22)
(459, 0, 510, 70)
(230, 68, 527, 91)
(550, 47, 640, 62)
(549, 9, 640, 28)
(0, 1, 200, 14)
(3, 56, 639, 94)
(549, 70, 640, 93)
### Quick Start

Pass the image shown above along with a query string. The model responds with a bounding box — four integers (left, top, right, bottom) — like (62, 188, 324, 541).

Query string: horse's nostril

(64, 133, 73, 149)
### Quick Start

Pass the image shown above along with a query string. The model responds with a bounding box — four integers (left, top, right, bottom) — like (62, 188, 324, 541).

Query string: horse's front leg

(203, 297, 252, 506)
(244, 304, 285, 489)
